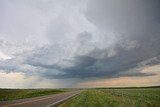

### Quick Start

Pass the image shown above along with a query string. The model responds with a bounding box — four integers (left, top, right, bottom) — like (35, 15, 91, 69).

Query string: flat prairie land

(0, 89, 68, 101)
(59, 87, 160, 107)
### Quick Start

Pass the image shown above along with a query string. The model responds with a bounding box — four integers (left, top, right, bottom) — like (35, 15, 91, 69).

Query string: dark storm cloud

(41, 47, 156, 79)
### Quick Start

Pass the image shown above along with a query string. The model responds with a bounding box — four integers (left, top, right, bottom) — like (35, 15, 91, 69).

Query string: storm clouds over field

(0, 0, 160, 88)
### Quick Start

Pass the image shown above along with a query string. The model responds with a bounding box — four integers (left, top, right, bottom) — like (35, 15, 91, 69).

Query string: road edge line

(46, 91, 82, 107)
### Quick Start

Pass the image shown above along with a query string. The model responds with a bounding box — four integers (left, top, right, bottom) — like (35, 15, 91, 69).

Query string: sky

(0, 0, 160, 88)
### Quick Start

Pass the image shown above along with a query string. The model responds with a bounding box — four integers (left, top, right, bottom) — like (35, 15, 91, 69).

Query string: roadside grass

(59, 87, 160, 107)
(102, 88, 160, 107)
(0, 89, 68, 101)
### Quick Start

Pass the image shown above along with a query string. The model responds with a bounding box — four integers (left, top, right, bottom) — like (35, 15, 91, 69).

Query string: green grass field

(0, 89, 67, 101)
(59, 87, 160, 107)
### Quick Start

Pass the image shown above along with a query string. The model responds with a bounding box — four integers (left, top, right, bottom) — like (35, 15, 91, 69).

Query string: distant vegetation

(59, 87, 160, 107)
(0, 89, 67, 101)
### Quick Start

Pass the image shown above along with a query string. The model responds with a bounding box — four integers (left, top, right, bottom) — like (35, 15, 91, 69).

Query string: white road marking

(46, 91, 82, 107)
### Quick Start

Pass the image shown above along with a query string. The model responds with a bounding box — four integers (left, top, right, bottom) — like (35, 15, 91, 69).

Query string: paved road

(0, 91, 81, 107)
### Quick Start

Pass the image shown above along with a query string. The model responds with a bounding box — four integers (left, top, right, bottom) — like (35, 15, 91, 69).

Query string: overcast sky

(0, 0, 160, 88)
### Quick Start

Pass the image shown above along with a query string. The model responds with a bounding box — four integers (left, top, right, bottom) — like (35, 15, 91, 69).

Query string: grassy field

(0, 89, 67, 101)
(59, 87, 160, 107)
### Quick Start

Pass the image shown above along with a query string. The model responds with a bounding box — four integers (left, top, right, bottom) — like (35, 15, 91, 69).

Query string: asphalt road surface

(0, 91, 81, 107)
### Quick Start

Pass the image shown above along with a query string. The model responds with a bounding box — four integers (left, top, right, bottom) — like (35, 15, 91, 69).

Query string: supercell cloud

(0, 0, 160, 88)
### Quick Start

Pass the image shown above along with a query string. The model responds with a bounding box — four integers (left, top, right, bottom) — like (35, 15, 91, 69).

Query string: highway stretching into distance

(0, 91, 82, 107)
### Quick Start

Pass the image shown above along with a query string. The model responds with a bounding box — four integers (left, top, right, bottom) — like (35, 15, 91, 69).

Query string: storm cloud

(0, 0, 160, 87)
